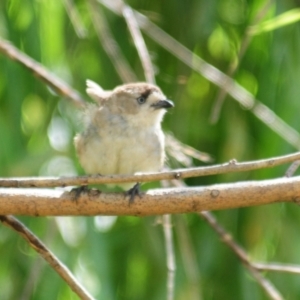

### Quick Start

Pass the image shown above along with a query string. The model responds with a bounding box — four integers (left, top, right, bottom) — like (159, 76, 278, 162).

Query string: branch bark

(1, 176, 299, 216)
(1, 151, 300, 188)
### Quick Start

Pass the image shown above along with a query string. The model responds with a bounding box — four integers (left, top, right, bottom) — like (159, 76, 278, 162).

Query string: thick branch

(0, 176, 299, 216)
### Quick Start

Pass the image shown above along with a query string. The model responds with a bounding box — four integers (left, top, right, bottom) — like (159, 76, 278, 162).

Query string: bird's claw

(125, 183, 143, 205)
(70, 185, 89, 201)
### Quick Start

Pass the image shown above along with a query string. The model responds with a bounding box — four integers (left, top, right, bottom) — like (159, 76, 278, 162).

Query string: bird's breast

(76, 122, 165, 177)
(113, 127, 165, 174)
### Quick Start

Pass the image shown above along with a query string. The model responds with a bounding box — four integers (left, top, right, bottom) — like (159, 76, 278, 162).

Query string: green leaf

(249, 8, 300, 35)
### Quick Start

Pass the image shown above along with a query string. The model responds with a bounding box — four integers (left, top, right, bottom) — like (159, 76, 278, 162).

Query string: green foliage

(1, 0, 300, 299)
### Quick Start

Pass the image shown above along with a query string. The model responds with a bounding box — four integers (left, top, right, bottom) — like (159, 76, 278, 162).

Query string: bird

(74, 80, 174, 202)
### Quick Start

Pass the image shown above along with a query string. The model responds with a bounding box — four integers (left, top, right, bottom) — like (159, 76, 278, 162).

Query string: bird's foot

(70, 185, 89, 201)
(125, 183, 143, 205)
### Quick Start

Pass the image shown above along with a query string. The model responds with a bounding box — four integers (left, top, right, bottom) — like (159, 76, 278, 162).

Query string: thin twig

(199, 212, 283, 300)
(162, 215, 176, 300)
(0, 38, 86, 108)
(120, 2, 155, 83)
(99, 0, 300, 150)
(0, 215, 95, 300)
(285, 160, 300, 177)
(88, 0, 137, 83)
(20, 220, 57, 300)
(20, 256, 45, 300)
(253, 262, 300, 274)
(166, 134, 213, 166)
(1, 151, 300, 188)
(210, 0, 274, 123)
(175, 215, 202, 300)
(161, 180, 177, 300)
(62, 0, 87, 38)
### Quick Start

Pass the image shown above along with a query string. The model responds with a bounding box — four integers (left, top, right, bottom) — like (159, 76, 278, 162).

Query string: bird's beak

(151, 99, 174, 110)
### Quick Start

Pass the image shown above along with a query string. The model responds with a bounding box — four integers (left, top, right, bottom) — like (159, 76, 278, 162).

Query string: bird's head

(107, 82, 174, 127)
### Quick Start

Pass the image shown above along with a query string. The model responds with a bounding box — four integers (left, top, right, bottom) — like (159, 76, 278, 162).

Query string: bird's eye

(137, 96, 146, 104)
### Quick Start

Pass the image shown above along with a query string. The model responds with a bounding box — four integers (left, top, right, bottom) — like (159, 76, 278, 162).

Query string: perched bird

(74, 80, 174, 202)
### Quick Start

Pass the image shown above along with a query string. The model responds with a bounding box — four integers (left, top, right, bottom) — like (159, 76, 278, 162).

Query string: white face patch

(147, 91, 166, 105)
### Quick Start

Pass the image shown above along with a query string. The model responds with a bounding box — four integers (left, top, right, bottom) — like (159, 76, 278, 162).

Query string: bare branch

(0, 215, 95, 300)
(0, 176, 300, 216)
(88, 0, 137, 83)
(285, 160, 300, 177)
(160, 182, 176, 300)
(162, 215, 176, 300)
(200, 212, 283, 300)
(120, 2, 155, 83)
(20, 222, 56, 299)
(62, 0, 87, 38)
(0, 38, 86, 108)
(175, 215, 202, 299)
(166, 134, 213, 166)
(1, 151, 300, 188)
(253, 263, 300, 274)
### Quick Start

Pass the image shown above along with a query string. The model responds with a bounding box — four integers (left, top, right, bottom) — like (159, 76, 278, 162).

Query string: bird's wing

(86, 80, 112, 103)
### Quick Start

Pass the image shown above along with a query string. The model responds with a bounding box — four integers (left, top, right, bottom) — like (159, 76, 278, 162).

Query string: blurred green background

(1, 0, 300, 299)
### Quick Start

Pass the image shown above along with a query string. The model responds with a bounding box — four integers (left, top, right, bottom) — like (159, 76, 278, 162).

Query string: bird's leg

(70, 185, 90, 201)
(125, 183, 143, 205)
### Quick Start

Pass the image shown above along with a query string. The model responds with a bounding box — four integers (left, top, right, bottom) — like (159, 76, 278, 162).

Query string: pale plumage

(74, 80, 174, 190)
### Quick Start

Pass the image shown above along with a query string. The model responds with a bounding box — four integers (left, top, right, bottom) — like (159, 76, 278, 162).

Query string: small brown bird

(74, 80, 174, 201)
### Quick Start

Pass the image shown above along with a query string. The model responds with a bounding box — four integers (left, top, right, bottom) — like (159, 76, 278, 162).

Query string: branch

(162, 215, 176, 300)
(166, 133, 213, 166)
(0, 38, 86, 108)
(1, 151, 300, 188)
(200, 212, 283, 300)
(0, 215, 95, 300)
(253, 263, 300, 274)
(285, 160, 300, 177)
(175, 215, 201, 299)
(120, 2, 156, 83)
(0, 176, 300, 216)
(62, 0, 87, 38)
(87, 0, 137, 83)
